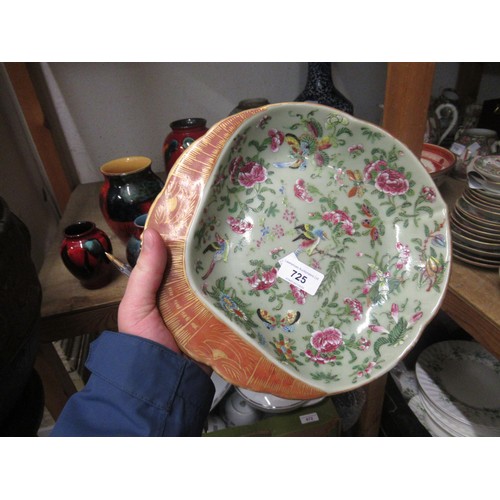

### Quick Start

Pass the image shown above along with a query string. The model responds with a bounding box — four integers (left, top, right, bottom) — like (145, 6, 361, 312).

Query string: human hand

(118, 228, 181, 354)
(118, 228, 212, 376)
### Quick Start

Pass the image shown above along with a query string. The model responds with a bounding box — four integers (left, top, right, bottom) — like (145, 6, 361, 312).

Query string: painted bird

(201, 233, 229, 280)
(292, 224, 328, 256)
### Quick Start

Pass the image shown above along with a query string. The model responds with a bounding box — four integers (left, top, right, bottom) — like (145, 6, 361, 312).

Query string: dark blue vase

(296, 62, 354, 115)
(126, 214, 147, 267)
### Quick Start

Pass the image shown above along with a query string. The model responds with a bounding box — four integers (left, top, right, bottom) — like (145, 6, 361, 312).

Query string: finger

(123, 228, 167, 307)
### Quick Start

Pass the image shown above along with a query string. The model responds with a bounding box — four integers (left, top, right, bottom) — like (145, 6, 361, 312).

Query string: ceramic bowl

(235, 387, 307, 413)
(472, 155, 500, 182)
(222, 390, 263, 427)
(420, 143, 456, 186)
(147, 102, 451, 399)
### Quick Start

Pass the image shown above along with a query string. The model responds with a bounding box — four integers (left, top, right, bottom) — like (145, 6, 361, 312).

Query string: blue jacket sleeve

(51, 331, 215, 436)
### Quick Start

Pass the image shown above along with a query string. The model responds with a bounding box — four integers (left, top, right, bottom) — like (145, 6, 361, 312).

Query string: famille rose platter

(146, 102, 451, 399)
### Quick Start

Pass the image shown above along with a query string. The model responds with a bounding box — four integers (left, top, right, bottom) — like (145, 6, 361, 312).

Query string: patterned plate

(147, 102, 451, 398)
(416, 340, 500, 431)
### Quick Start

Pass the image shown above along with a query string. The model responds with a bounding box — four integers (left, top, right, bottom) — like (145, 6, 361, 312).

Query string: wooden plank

(4, 62, 73, 212)
(382, 62, 436, 157)
(357, 374, 388, 436)
(355, 63, 436, 436)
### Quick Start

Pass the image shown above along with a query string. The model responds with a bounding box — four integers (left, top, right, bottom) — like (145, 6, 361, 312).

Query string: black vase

(295, 62, 354, 115)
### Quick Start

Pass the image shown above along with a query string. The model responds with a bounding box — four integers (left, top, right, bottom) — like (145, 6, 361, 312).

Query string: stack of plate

(415, 340, 500, 437)
(450, 156, 500, 269)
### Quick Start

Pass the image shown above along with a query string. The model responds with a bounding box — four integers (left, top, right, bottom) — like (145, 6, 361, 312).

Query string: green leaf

(374, 337, 389, 358)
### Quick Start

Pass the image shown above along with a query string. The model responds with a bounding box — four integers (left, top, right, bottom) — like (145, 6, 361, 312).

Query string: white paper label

(277, 253, 324, 296)
(467, 142, 481, 154)
(450, 142, 466, 156)
(300, 412, 319, 424)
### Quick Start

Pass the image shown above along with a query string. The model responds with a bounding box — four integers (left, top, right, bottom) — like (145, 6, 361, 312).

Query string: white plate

(210, 372, 232, 411)
(235, 387, 306, 413)
(416, 340, 500, 432)
(408, 395, 454, 437)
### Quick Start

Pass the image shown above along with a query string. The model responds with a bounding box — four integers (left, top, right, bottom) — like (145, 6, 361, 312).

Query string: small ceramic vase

(425, 103, 459, 146)
(162, 118, 208, 175)
(295, 62, 354, 115)
(60, 221, 113, 289)
(99, 156, 164, 243)
(126, 213, 147, 267)
(229, 98, 270, 116)
(451, 128, 500, 180)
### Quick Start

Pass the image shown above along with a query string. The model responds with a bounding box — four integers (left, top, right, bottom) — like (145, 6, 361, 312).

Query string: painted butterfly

(257, 309, 301, 333)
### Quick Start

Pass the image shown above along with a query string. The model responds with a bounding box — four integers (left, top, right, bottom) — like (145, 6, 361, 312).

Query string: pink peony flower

(238, 162, 268, 187)
(310, 327, 344, 354)
(374, 169, 410, 196)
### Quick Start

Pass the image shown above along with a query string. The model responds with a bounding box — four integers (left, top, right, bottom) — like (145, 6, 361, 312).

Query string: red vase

(60, 221, 113, 289)
(99, 156, 164, 243)
(162, 118, 208, 175)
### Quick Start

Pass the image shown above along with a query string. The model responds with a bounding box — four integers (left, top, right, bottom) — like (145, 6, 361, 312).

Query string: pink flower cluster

(357, 361, 377, 378)
(246, 267, 278, 291)
(268, 129, 284, 152)
(294, 178, 314, 203)
(395, 241, 410, 270)
(322, 209, 355, 235)
(227, 216, 253, 234)
(421, 185, 436, 202)
(290, 283, 307, 304)
(344, 298, 363, 321)
(229, 156, 268, 188)
(348, 144, 365, 156)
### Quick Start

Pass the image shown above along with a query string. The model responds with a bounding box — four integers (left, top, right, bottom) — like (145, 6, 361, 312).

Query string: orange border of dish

(146, 107, 326, 399)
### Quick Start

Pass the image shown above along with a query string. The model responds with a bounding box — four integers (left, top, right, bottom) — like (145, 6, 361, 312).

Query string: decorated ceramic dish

(420, 143, 455, 186)
(147, 103, 451, 399)
(416, 340, 500, 433)
(472, 155, 500, 182)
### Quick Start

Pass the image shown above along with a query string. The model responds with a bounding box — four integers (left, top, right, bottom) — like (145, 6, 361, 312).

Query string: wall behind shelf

(2, 62, 499, 268)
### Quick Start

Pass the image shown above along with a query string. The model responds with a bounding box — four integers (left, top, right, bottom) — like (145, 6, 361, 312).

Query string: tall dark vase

(295, 62, 354, 115)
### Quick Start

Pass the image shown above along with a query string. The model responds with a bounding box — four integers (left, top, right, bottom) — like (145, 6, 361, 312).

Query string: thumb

(119, 228, 167, 324)
(129, 227, 167, 297)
